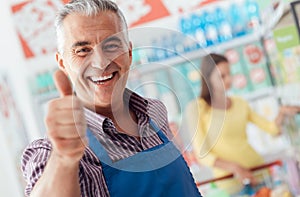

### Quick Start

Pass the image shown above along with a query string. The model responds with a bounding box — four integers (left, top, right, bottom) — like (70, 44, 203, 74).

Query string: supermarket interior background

(2, 0, 300, 196)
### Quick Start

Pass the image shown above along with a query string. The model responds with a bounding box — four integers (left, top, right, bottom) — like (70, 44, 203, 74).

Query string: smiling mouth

(89, 72, 117, 85)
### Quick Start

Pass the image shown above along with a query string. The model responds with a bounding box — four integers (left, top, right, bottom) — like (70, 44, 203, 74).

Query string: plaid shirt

(21, 89, 173, 196)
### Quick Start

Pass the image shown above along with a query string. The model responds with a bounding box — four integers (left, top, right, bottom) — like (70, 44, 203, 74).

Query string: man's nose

(90, 48, 110, 70)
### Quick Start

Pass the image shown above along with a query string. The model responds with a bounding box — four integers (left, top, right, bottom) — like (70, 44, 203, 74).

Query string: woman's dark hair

(200, 53, 229, 105)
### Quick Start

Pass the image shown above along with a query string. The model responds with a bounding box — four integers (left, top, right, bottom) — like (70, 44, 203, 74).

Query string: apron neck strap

(149, 118, 169, 143)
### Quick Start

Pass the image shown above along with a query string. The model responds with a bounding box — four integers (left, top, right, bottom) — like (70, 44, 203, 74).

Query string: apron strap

(87, 128, 112, 165)
(149, 118, 169, 143)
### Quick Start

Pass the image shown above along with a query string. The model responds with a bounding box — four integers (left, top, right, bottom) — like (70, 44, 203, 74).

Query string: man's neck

(94, 102, 139, 137)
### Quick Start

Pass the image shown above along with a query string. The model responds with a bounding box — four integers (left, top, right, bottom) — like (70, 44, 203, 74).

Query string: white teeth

(91, 74, 113, 82)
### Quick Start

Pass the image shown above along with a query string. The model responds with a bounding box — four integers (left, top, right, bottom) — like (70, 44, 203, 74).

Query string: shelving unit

(133, 32, 263, 74)
(132, 0, 286, 74)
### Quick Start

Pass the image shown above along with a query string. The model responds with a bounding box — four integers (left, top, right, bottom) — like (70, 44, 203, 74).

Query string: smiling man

(21, 0, 202, 197)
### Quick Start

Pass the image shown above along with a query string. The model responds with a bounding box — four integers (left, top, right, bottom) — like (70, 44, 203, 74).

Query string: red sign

(11, 0, 64, 59)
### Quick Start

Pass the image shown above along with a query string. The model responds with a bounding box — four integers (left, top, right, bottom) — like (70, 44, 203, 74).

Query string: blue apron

(87, 119, 202, 197)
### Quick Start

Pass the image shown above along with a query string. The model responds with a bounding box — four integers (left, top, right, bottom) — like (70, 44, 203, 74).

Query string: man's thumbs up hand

(54, 70, 73, 97)
(45, 70, 87, 165)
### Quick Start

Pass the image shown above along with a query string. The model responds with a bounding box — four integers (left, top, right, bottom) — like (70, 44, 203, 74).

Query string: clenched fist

(45, 70, 88, 165)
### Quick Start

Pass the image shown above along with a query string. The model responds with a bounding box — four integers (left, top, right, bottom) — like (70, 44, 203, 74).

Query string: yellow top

(185, 96, 279, 177)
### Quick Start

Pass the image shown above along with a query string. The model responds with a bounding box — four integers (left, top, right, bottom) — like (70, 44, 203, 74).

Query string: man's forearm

(30, 151, 81, 197)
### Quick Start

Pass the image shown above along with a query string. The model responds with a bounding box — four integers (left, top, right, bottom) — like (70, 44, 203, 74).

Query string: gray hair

(55, 0, 129, 54)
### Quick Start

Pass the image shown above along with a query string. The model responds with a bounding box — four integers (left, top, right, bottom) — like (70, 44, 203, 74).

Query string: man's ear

(55, 52, 67, 73)
(128, 41, 133, 63)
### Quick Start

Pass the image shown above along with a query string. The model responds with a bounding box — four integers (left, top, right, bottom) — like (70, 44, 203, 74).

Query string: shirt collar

(84, 108, 106, 128)
(123, 88, 148, 115)
(84, 88, 149, 128)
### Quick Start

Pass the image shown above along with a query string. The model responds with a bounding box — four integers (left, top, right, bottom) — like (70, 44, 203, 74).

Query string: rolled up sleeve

(21, 139, 52, 196)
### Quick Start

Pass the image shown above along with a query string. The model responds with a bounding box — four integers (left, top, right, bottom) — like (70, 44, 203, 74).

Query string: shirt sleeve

(21, 139, 52, 196)
(246, 100, 279, 136)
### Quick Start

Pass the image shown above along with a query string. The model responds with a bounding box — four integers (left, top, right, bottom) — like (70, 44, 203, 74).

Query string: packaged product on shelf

(282, 114, 300, 147)
(263, 38, 284, 85)
(150, 38, 167, 61)
(186, 60, 201, 97)
(242, 42, 272, 91)
(214, 6, 232, 43)
(284, 156, 300, 196)
(202, 10, 219, 46)
(225, 49, 253, 94)
(131, 48, 142, 66)
(161, 34, 177, 58)
(273, 25, 300, 84)
(228, 1, 248, 37)
(245, 0, 261, 32)
(253, 187, 272, 197)
(29, 69, 57, 96)
(178, 14, 200, 52)
(290, 46, 300, 82)
(179, 14, 193, 35)
(191, 13, 207, 48)
(171, 33, 186, 55)
(280, 46, 300, 83)
(270, 166, 292, 197)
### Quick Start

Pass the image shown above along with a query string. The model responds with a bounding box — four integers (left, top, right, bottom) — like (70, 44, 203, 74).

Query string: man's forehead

(62, 13, 126, 46)
(63, 11, 122, 30)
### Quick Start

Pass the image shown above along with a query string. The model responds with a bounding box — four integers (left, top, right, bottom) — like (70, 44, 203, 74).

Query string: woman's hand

(214, 158, 257, 185)
(275, 105, 300, 130)
(280, 105, 300, 116)
(231, 163, 257, 185)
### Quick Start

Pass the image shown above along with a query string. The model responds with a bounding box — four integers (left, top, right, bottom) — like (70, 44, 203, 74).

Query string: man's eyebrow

(102, 36, 122, 44)
(71, 41, 91, 48)
(71, 37, 122, 48)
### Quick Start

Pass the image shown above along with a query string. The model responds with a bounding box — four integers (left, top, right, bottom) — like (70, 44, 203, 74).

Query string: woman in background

(185, 53, 300, 193)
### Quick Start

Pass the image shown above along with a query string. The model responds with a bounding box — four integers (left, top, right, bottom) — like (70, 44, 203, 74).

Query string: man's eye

(75, 48, 92, 56)
(103, 43, 121, 52)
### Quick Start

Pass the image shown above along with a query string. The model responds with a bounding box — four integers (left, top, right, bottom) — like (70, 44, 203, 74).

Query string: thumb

(54, 70, 73, 97)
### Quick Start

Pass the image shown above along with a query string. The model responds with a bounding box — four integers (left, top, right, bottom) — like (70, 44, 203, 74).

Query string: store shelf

(134, 0, 286, 75)
(240, 86, 276, 102)
(135, 33, 263, 74)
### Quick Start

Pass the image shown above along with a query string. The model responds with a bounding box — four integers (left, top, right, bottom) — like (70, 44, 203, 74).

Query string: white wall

(0, 1, 43, 196)
(0, 124, 24, 197)
(0, 2, 41, 141)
